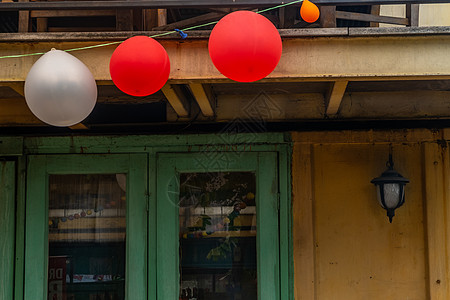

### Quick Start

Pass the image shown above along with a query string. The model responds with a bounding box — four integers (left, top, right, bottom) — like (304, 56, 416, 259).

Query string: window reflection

(48, 174, 126, 300)
(179, 172, 257, 300)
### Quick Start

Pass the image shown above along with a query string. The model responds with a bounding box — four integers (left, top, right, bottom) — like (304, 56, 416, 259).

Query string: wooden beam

(0, 82, 24, 97)
(339, 91, 450, 118)
(189, 83, 215, 117)
(0, 98, 44, 126)
(325, 80, 348, 116)
(406, 3, 420, 27)
(153, 12, 225, 31)
(423, 142, 450, 300)
(17, 0, 29, 32)
(157, 8, 167, 26)
(68, 123, 89, 130)
(30, 10, 116, 17)
(116, 9, 134, 31)
(370, 5, 380, 27)
(320, 6, 336, 28)
(161, 84, 190, 117)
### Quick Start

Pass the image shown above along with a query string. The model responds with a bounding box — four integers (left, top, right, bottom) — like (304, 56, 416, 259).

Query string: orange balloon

(300, 0, 320, 23)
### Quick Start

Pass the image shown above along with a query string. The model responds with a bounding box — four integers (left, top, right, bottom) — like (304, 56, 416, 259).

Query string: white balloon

(25, 49, 97, 127)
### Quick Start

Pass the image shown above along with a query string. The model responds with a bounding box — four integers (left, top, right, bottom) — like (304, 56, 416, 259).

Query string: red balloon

(110, 36, 170, 96)
(208, 11, 282, 83)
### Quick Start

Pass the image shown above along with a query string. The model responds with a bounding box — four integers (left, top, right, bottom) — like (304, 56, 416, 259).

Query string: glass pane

(179, 172, 257, 300)
(48, 174, 126, 300)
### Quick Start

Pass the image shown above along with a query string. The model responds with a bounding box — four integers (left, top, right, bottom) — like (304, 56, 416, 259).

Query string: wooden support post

(143, 9, 158, 30)
(36, 18, 48, 32)
(133, 8, 143, 31)
(157, 9, 167, 27)
(370, 5, 380, 27)
(325, 80, 348, 116)
(189, 83, 215, 117)
(0, 82, 25, 97)
(161, 84, 190, 118)
(319, 6, 336, 28)
(18, 0, 30, 32)
(406, 4, 420, 27)
(116, 9, 134, 31)
(279, 6, 298, 28)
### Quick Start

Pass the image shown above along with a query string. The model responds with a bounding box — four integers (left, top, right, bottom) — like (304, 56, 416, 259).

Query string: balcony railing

(0, 0, 448, 32)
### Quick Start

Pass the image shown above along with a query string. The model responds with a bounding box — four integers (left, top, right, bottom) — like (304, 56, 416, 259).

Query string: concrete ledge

(0, 26, 449, 42)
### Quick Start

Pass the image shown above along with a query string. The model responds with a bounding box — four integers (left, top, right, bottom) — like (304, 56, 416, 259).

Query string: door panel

(0, 161, 15, 300)
(25, 154, 147, 300)
(156, 152, 279, 300)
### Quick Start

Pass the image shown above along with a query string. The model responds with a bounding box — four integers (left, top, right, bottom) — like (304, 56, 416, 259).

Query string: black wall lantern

(371, 153, 409, 223)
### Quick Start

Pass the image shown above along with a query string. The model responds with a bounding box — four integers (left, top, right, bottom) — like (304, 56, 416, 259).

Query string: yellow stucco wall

(292, 130, 450, 299)
(380, 4, 450, 26)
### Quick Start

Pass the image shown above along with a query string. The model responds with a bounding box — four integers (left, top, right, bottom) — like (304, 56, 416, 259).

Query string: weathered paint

(24, 154, 148, 300)
(1, 34, 450, 83)
(156, 152, 281, 300)
(8, 133, 291, 300)
(0, 161, 15, 300)
(292, 130, 450, 299)
(381, 4, 450, 26)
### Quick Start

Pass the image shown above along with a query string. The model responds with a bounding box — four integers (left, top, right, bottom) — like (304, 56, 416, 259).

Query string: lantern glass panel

(377, 183, 401, 209)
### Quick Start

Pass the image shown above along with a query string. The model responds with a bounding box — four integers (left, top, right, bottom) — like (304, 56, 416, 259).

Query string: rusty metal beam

(2, 33, 450, 83)
(0, 0, 449, 11)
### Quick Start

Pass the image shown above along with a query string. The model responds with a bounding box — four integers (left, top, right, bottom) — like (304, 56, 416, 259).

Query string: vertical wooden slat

(423, 142, 450, 299)
(0, 161, 15, 300)
(157, 9, 167, 27)
(24, 155, 48, 300)
(143, 9, 158, 30)
(116, 9, 134, 31)
(14, 158, 26, 300)
(406, 4, 420, 26)
(18, 0, 30, 32)
(319, 6, 337, 28)
(292, 143, 315, 300)
(36, 18, 48, 32)
(370, 5, 380, 27)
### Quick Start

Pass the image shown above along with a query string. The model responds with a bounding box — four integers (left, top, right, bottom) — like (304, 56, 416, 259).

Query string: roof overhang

(0, 27, 450, 131)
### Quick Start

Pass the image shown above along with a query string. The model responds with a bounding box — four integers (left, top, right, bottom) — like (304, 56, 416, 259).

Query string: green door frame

(24, 154, 148, 300)
(0, 160, 16, 300)
(5, 133, 292, 300)
(156, 152, 280, 300)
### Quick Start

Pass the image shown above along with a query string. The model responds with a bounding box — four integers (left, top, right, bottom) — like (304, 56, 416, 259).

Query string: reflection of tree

(179, 172, 256, 207)
(179, 172, 256, 262)
(206, 237, 237, 261)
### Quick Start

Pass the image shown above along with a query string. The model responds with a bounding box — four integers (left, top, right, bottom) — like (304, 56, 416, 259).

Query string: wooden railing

(320, 3, 420, 27)
(0, 0, 448, 32)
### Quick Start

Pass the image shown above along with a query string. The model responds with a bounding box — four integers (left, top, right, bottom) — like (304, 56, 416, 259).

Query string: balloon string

(0, 0, 304, 59)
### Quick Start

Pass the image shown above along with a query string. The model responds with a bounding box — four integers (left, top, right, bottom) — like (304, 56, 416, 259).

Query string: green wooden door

(24, 154, 148, 300)
(156, 152, 280, 300)
(0, 161, 15, 300)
